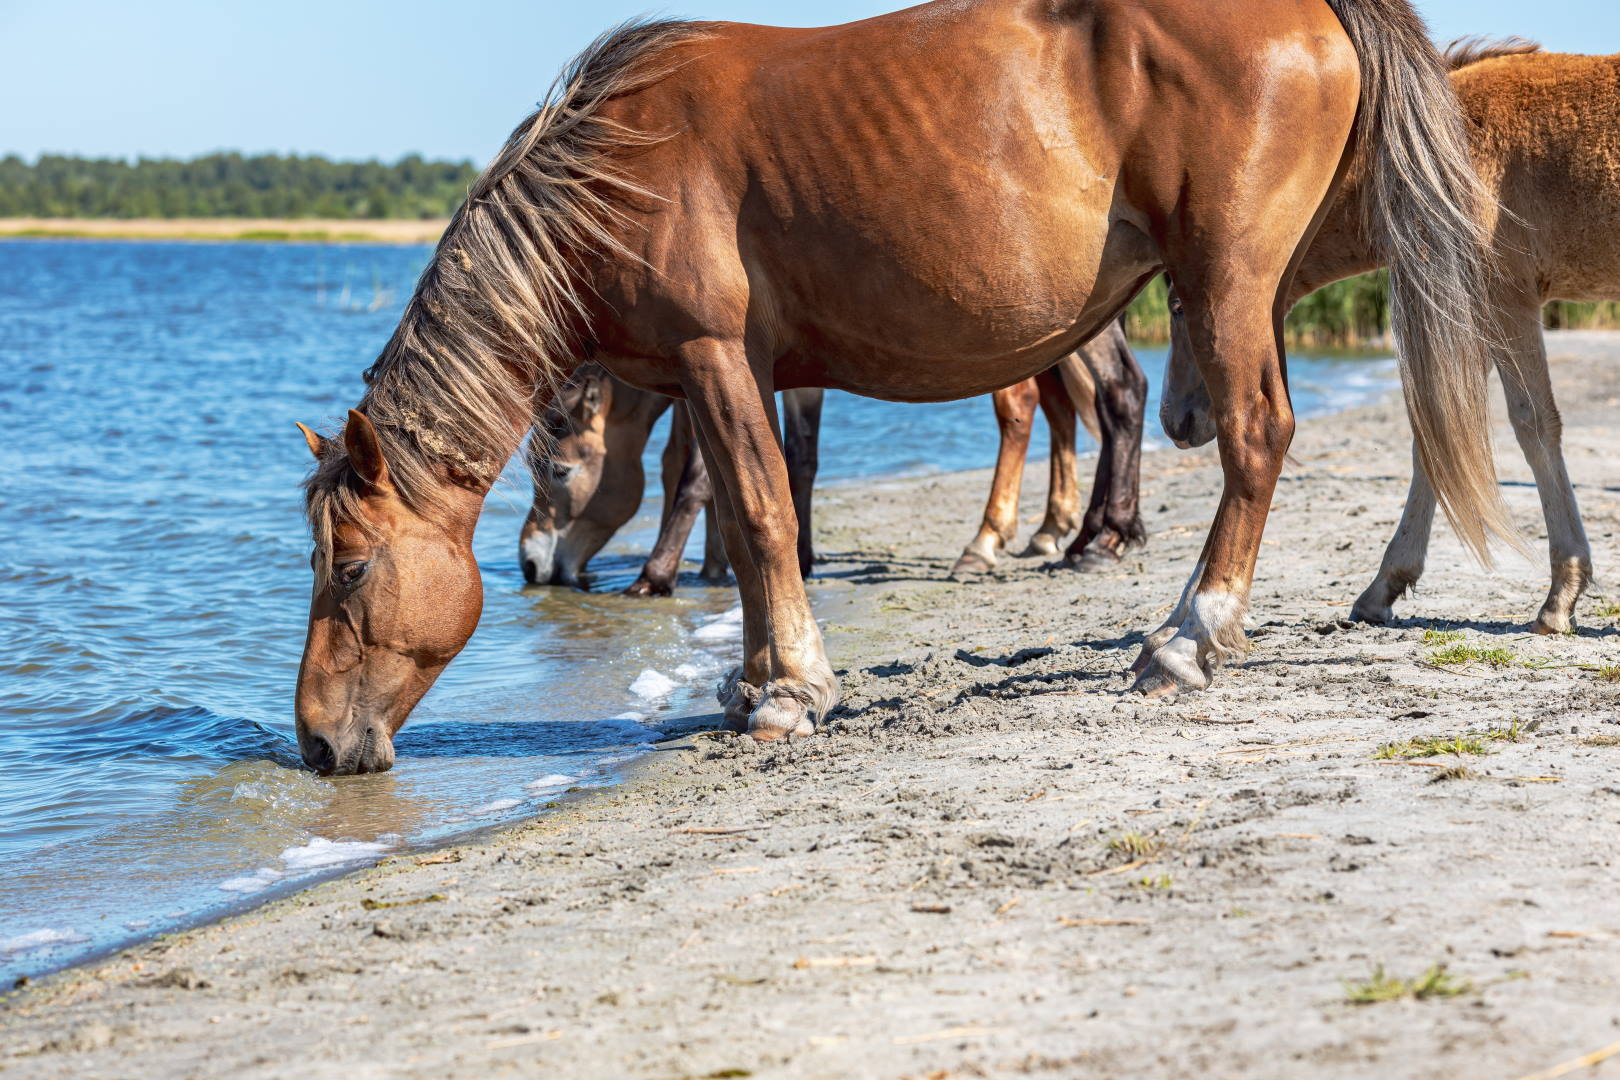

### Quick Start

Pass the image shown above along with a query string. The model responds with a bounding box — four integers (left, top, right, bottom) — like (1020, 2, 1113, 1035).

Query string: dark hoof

(623, 576, 673, 598)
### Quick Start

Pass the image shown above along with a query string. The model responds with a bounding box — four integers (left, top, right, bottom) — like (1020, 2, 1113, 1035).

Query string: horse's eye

(336, 560, 370, 589)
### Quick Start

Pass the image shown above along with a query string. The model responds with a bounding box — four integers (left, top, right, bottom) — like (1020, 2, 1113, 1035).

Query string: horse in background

(295, 1, 1504, 773)
(1160, 42, 1618, 635)
(951, 320, 1147, 577)
(529, 323, 1147, 597)
(520, 373, 821, 594)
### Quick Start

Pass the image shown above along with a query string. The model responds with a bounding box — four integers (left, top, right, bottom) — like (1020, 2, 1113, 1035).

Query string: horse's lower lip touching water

(295, 0, 1508, 771)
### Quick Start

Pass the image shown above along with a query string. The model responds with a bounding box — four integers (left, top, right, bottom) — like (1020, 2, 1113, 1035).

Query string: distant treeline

(1125, 274, 1620, 347)
(0, 153, 478, 219)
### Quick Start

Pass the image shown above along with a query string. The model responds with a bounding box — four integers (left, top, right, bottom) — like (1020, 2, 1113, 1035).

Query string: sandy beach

(3, 331, 1618, 1079)
(0, 218, 446, 244)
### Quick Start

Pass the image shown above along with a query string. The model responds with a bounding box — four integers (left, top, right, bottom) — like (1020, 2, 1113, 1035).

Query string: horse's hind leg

(1350, 447, 1437, 625)
(951, 378, 1040, 577)
(684, 343, 836, 739)
(1065, 323, 1148, 569)
(782, 388, 824, 578)
(626, 403, 711, 597)
(1024, 367, 1080, 556)
(1498, 306, 1590, 633)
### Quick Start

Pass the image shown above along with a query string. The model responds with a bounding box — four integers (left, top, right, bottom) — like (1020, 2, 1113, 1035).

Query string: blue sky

(2, 0, 1614, 163)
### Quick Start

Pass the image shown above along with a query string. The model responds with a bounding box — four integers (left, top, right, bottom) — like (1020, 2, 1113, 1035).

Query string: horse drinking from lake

(295, 1, 1506, 774)
(1160, 41, 1616, 634)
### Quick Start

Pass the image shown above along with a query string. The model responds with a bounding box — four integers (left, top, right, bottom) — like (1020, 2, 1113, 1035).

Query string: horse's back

(1455, 51, 1620, 300)
(593, 0, 1358, 396)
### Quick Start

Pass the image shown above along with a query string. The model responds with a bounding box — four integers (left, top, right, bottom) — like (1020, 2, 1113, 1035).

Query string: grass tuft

(1376, 734, 1489, 760)
(1106, 832, 1166, 861)
(1597, 665, 1620, 684)
(1581, 734, 1620, 747)
(1422, 628, 1464, 646)
(1345, 964, 1471, 1005)
(1428, 642, 1517, 668)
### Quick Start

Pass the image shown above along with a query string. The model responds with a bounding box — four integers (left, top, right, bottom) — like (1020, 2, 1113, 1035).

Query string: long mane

(303, 18, 704, 566)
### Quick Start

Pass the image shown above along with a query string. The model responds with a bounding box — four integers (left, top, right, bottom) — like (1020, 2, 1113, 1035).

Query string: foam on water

(0, 928, 91, 957)
(525, 774, 577, 792)
(471, 798, 524, 816)
(629, 668, 680, 700)
(279, 837, 390, 871)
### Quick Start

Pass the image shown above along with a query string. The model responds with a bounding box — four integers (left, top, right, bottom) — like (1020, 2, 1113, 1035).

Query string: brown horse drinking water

(296, 1, 1508, 773)
(1160, 42, 1617, 635)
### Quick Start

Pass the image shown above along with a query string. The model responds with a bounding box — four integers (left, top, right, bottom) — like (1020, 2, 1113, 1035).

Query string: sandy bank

(3, 333, 1618, 1079)
(0, 218, 445, 244)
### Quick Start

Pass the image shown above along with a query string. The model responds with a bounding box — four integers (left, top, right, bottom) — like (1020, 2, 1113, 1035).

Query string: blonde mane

(303, 18, 704, 568)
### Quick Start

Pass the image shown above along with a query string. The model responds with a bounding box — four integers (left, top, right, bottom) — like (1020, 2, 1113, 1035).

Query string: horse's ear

(342, 409, 391, 490)
(295, 422, 323, 461)
(578, 374, 605, 420)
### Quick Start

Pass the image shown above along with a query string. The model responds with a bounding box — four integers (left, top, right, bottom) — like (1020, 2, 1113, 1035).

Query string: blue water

(0, 239, 1396, 982)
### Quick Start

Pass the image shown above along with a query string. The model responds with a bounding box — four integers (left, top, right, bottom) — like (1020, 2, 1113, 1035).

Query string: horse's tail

(1323, 0, 1518, 562)
(1058, 353, 1101, 440)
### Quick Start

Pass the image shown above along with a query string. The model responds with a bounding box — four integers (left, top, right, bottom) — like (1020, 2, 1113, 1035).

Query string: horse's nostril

(301, 733, 337, 774)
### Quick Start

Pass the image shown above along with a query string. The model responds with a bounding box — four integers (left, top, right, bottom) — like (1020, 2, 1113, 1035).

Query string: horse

(526, 323, 1143, 593)
(1160, 41, 1615, 635)
(295, 0, 1506, 774)
(519, 374, 821, 594)
(951, 319, 1148, 577)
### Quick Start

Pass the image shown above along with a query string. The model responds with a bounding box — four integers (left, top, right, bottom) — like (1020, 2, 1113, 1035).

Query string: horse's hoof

(1130, 647, 1209, 698)
(748, 687, 816, 741)
(1531, 613, 1573, 636)
(717, 667, 763, 731)
(1070, 544, 1122, 573)
(950, 551, 994, 579)
(623, 577, 673, 598)
(1021, 533, 1060, 557)
(1349, 593, 1394, 626)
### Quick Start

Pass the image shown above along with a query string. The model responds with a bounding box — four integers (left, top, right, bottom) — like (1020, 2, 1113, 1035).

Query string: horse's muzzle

(300, 724, 395, 776)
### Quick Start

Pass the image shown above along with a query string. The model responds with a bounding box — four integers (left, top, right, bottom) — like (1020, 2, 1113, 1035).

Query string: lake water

(0, 240, 1396, 983)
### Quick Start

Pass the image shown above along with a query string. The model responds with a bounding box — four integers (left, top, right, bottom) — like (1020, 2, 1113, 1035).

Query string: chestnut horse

(295, 1, 1507, 773)
(519, 375, 821, 594)
(1161, 42, 1614, 634)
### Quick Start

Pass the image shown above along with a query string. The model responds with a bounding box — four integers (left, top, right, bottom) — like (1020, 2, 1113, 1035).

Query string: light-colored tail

(1056, 353, 1101, 440)
(1324, 0, 1518, 562)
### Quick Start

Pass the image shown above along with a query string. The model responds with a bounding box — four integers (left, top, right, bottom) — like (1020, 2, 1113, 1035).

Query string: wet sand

(4, 331, 1619, 1079)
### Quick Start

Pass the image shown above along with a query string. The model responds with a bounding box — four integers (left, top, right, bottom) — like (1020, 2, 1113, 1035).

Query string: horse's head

(519, 364, 645, 587)
(294, 411, 483, 775)
(1158, 285, 1218, 449)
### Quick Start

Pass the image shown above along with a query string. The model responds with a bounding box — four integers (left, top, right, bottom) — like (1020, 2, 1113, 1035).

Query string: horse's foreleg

(1066, 325, 1148, 569)
(1350, 446, 1436, 625)
(782, 388, 824, 579)
(951, 378, 1040, 577)
(685, 347, 836, 739)
(691, 419, 771, 730)
(1497, 309, 1590, 633)
(626, 403, 712, 597)
(1133, 287, 1291, 697)
(701, 498, 729, 582)
(1024, 367, 1080, 556)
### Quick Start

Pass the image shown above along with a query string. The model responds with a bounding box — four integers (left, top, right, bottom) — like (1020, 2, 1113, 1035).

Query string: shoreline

(4, 332, 1619, 1078)
(0, 218, 445, 245)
